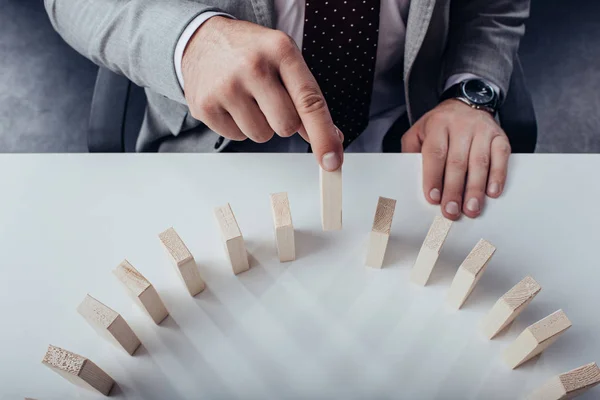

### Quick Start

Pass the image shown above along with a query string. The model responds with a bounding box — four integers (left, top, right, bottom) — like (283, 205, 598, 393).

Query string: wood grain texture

(527, 362, 600, 399)
(42, 345, 114, 396)
(410, 216, 452, 286)
(504, 309, 572, 369)
(159, 227, 205, 296)
(113, 260, 169, 324)
(365, 197, 397, 268)
(446, 239, 496, 309)
(481, 276, 541, 339)
(320, 166, 342, 231)
(270, 192, 295, 262)
(215, 203, 250, 275)
(77, 294, 141, 355)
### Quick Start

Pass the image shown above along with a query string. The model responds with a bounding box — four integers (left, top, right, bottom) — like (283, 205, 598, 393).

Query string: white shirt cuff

(444, 73, 501, 98)
(174, 12, 234, 90)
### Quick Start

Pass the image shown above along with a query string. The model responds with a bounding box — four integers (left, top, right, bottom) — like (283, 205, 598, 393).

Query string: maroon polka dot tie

(302, 0, 381, 147)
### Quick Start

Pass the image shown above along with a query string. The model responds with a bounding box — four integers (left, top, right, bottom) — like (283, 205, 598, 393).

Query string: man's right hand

(182, 16, 344, 171)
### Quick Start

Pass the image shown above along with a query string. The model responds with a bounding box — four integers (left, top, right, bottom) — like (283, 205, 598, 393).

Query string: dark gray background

(1, 0, 598, 153)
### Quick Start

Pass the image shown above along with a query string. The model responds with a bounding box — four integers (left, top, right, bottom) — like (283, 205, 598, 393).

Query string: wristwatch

(440, 78, 499, 115)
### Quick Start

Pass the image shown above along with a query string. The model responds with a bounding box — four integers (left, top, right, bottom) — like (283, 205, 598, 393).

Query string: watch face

(462, 79, 495, 105)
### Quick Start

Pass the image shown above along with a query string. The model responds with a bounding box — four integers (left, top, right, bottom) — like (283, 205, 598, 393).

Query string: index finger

(279, 52, 344, 171)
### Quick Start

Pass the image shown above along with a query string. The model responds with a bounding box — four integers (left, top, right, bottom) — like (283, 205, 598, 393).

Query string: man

(45, 0, 530, 220)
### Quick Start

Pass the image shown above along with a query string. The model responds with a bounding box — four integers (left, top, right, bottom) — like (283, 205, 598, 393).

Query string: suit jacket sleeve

(44, 0, 223, 104)
(443, 0, 531, 100)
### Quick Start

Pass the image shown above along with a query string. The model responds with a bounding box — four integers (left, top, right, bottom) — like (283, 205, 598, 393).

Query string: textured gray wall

(0, 0, 598, 152)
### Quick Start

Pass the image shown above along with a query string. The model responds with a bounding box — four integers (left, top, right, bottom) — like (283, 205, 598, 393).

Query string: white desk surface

(1, 154, 599, 400)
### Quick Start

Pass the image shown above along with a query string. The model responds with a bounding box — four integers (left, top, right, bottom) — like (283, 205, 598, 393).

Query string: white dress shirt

(174, 1, 494, 152)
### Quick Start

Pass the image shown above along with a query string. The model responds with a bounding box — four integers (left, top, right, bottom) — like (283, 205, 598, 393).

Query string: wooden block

(503, 309, 572, 369)
(365, 196, 397, 268)
(42, 345, 115, 395)
(77, 294, 141, 355)
(320, 166, 342, 231)
(481, 276, 541, 339)
(447, 239, 496, 309)
(527, 362, 600, 399)
(410, 216, 452, 286)
(215, 203, 250, 275)
(113, 259, 169, 324)
(270, 192, 295, 262)
(159, 227, 206, 296)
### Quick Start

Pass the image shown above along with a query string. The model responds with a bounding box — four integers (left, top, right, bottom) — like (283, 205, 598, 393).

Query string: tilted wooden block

(270, 192, 295, 262)
(527, 362, 600, 399)
(113, 260, 169, 324)
(42, 345, 115, 396)
(320, 166, 342, 231)
(504, 309, 572, 369)
(481, 276, 541, 339)
(77, 294, 141, 355)
(159, 227, 206, 296)
(365, 196, 397, 268)
(215, 203, 250, 275)
(410, 216, 452, 286)
(447, 239, 496, 309)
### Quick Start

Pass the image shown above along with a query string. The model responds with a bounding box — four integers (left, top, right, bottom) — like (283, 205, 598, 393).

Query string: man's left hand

(402, 99, 511, 220)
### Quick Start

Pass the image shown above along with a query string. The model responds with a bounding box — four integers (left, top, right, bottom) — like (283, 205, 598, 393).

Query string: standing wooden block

(504, 309, 572, 369)
(215, 203, 250, 275)
(42, 345, 115, 395)
(159, 227, 206, 296)
(447, 239, 496, 309)
(270, 192, 295, 262)
(481, 276, 541, 339)
(527, 362, 600, 399)
(113, 260, 169, 324)
(410, 216, 452, 286)
(77, 294, 141, 355)
(320, 166, 342, 231)
(365, 196, 397, 268)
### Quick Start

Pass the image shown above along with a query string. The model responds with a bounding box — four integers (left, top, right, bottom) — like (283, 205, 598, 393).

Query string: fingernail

(488, 182, 500, 195)
(466, 198, 480, 213)
(322, 152, 341, 171)
(335, 126, 343, 142)
(429, 188, 441, 202)
(445, 201, 460, 215)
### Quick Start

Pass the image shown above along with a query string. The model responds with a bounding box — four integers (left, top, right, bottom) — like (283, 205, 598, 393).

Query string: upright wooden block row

(447, 239, 496, 309)
(527, 362, 600, 399)
(270, 192, 295, 262)
(215, 203, 250, 275)
(77, 294, 141, 355)
(113, 260, 169, 324)
(410, 216, 452, 285)
(481, 276, 541, 339)
(320, 166, 342, 231)
(42, 345, 115, 396)
(365, 196, 397, 268)
(504, 309, 572, 369)
(159, 227, 206, 296)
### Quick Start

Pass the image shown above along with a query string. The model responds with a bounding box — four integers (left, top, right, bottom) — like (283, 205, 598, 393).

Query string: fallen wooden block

(113, 259, 169, 324)
(215, 203, 250, 274)
(365, 196, 397, 268)
(42, 345, 115, 395)
(527, 362, 600, 399)
(504, 309, 572, 369)
(320, 166, 342, 231)
(481, 276, 541, 339)
(159, 227, 206, 296)
(410, 216, 452, 286)
(270, 192, 295, 262)
(447, 239, 496, 309)
(77, 294, 141, 355)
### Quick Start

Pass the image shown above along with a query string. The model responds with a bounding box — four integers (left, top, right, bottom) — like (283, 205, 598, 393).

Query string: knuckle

(497, 141, 512, 156)
(271, 32, 297, 59)
(246, 55, 270, 79)
(424, 144, 448, 161)
(251, 130, 274, 143)
(277, 118, 302, 137)
(219, 79, 239, 98)
(472, 153, 490, 168)
(447, 156, 468, 169)
(194, 98, 218, 119)
(296, 87, 327, 114)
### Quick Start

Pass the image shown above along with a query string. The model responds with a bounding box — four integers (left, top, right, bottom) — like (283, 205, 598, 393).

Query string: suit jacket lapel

(404, 0, 436, 80)
(251, 0, 275, 28)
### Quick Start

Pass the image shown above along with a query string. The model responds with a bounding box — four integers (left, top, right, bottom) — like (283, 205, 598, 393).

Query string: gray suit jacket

(45, 0, 529, 152)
